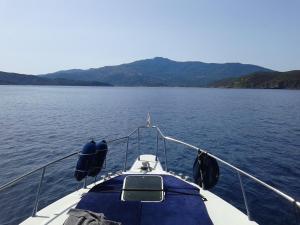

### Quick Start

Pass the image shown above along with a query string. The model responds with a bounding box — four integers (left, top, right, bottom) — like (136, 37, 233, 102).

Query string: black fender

(193, 151, 219, 190)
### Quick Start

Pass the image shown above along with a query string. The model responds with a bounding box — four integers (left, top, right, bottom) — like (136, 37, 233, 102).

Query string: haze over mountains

(1, 57, 299, 89)
(42, 57, 271, 87)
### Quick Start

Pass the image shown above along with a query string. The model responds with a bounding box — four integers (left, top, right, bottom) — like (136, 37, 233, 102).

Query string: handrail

(153, 125, 299, 203)
(0, 151, 79, 192)
(0, 124, 299, 221)
(163, 135, 298, 205)
(0, 134, 134, 192)
(154, 126, 300, 221)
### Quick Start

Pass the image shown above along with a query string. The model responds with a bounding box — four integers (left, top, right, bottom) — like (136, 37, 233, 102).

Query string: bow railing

(0, 125, 299, 223)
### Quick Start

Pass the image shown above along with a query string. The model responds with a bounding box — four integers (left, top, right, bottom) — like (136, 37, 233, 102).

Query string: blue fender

(74, 140, 96, 181)
(89, 140, 108, 177)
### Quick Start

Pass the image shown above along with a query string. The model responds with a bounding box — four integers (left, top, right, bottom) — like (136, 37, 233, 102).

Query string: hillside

(0, 71, 112, 86)
(210, 70, 300, 89)
(42, 57, 272, 87)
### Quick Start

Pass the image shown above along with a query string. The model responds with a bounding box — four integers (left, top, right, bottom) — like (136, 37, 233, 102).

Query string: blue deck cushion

(76, 175, 213, 225)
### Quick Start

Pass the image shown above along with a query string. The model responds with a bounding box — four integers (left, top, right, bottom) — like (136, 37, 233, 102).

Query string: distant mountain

(0, 71, 112, 86)
(210, 70, 300, 89)
(42, 57, 272, 87)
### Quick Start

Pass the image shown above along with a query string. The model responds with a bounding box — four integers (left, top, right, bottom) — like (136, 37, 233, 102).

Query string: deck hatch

(121, 175, 163, 202)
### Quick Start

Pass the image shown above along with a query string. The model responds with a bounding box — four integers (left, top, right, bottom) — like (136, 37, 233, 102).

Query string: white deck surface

(20, 154, 258, 225)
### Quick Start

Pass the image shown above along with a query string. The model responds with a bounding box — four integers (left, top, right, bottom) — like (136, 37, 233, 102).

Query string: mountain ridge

(0, 71, 112, 86)
(42, 57, 272, 87)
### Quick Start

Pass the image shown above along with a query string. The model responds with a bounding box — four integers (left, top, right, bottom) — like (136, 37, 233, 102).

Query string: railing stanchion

(238, 172, 251, 221)
(32, 167, 46, 217)
(294, 201, 300, 225)
(163, 138, 168, 171)
(155, 130, 159, 161)
(83, 177, 87, 189)
(124, 137, 129, 171)
(138, 128, 140, 160)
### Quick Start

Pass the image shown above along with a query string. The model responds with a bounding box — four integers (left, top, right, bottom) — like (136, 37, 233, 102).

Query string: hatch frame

(121, 175, 164, 202)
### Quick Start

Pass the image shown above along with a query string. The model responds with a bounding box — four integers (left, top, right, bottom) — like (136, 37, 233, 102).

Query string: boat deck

(76, 174, 213, 225)
(20, 155, 257, 225)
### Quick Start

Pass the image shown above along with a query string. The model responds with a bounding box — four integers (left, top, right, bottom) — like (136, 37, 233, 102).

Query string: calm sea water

(0, 86, 299, 225)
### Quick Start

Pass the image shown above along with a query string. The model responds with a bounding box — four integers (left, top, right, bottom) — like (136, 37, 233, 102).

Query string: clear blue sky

(0, 0, 299, 74)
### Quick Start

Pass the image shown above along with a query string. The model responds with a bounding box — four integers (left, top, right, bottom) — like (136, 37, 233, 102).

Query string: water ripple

(0, 86, 299, 225)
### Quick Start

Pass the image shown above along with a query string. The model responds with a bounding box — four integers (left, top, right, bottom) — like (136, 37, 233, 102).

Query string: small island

(210, 70, 300, 89)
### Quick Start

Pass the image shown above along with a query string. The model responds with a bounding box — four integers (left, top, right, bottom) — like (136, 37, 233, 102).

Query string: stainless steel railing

(0, 124, 299, 223)
(0, 134, 133, 217)
(123, 125, 300, 222)
(152, 125, 300, 223)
